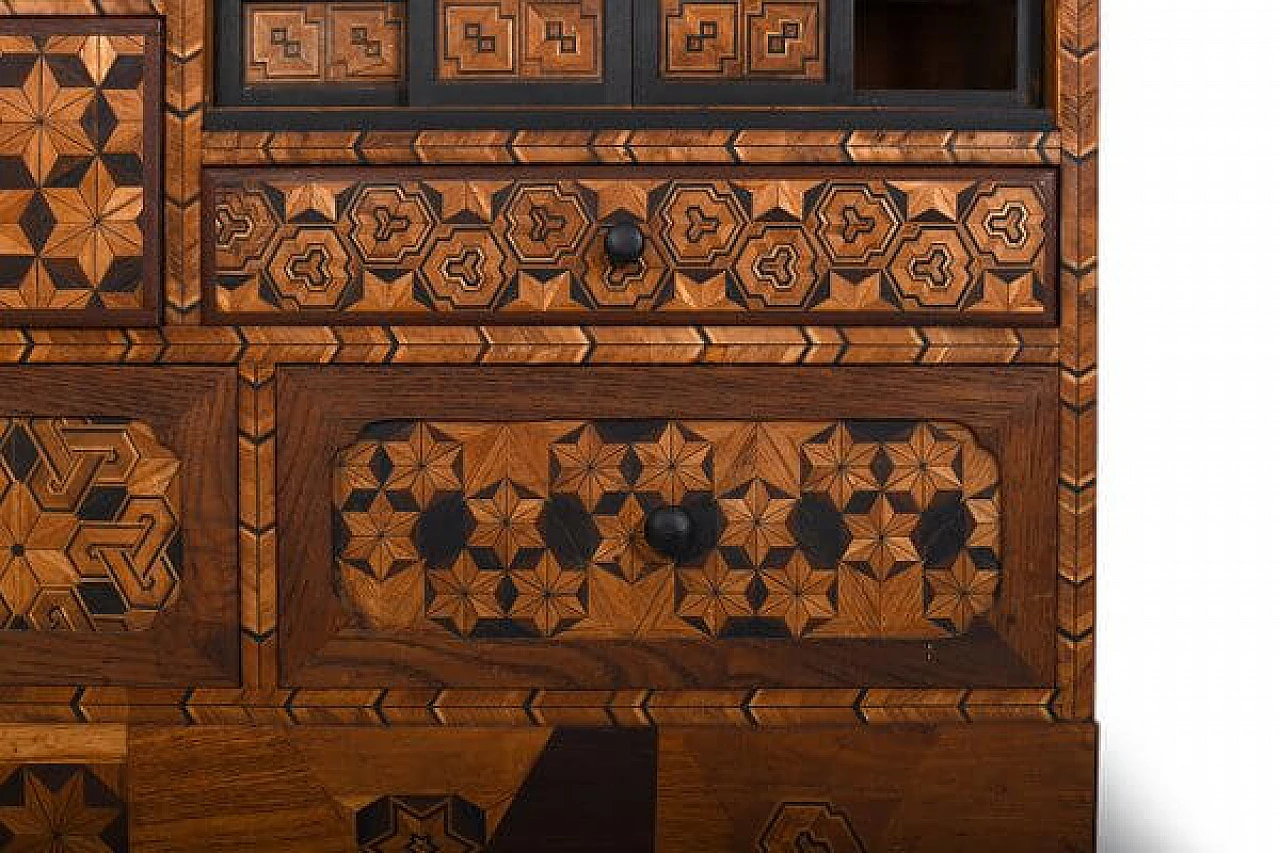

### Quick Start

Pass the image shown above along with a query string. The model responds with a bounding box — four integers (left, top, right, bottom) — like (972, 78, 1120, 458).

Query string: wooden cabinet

(0, 0, 1098, 850)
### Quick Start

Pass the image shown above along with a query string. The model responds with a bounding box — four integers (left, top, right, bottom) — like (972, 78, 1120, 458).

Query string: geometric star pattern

(0, 417, 181, 632)
(334, 418, 1001, 640)
(0, 29, 156, 317)
(208, 172, 1054, 320)
(0, 764, 128, 852)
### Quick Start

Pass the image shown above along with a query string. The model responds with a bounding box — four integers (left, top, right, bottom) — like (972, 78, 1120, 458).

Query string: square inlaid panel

(0, 18, 162, 327)
(661, 0, 825, 79)
(243, 2, 406, 84)
(0, 367, 238, 687)
(438, 0, 605, 80)
(638, 0, 850, 105)
(0, 762, 128, 851)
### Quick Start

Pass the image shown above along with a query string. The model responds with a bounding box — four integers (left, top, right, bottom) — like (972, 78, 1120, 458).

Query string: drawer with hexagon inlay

(203, 165, 1057, 325)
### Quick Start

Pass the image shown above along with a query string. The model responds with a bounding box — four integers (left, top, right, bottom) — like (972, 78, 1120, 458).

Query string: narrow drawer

(0, 367, 238, 686)
(277, 365, 1056, 691)
(206, 165, 1057, 324)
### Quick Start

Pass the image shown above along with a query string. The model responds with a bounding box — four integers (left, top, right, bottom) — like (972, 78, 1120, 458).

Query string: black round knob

(644, 505, 695, 561)
(605, 222, 645, 265)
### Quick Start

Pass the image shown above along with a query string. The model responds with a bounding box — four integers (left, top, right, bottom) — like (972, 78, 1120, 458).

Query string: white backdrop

(1099, 2, 1280, 849)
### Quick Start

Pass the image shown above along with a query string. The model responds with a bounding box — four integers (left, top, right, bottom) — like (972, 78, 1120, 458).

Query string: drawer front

(206, 166, 1056, 324)
(0, 367, 238, 686)
(335, 417, 1001, 640)
(0, 18, 163, 327)
(125, 724, 1095, 852)
(278, 365, 1056, 690)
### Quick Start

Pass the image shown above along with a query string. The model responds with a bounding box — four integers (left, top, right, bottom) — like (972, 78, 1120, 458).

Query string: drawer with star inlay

(276, 364, 1056, 695)
(204, 165, 1057, 325)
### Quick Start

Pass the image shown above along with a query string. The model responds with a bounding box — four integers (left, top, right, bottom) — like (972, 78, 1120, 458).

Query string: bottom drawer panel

(114, 724, 1096, 851)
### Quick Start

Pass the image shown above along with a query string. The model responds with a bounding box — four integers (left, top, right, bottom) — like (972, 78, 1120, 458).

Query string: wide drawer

(206, 165, 1057, 324)
(0, 367, 238, 686)
(277, 365, 1057, 691)
(118, 724, 1095, 851)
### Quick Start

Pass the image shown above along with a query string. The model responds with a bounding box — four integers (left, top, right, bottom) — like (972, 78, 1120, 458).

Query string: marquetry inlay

(0, 417, 181, 632)
(0, 25, 159, 322)
(438, 0, 604, 79)
(244, 2, 405, 84)
(207, 170, 1056, 321)
(662, 0, 825, 79)
(334, 418, 1002, 640)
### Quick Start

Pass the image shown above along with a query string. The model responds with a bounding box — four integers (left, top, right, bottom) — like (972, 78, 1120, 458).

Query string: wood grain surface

(120, 723, 1095, 852)
(278, 365, 1057, 691)
(0, 0, 1099, 847)
(0, 366, 238, 687)
(205, 165, 1057, 325)
(0, 18, 163, 326)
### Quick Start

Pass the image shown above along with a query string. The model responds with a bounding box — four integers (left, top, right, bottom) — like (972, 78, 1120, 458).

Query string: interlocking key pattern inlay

(0, 26, 159, 321)
(0, 417, 181, 632)
(333, 419, 1001, 639)
(662, 0, 825, 79)
(245, 2, 405, 83)
(439, 0, 604, 79)
(207, 171, 1056, 321)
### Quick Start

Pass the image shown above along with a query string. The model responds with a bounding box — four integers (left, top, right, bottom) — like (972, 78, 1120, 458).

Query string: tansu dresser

(0, 2, 1097, 850)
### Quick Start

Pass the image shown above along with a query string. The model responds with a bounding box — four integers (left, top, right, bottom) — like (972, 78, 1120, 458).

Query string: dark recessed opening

(856, 0, 1020, 91)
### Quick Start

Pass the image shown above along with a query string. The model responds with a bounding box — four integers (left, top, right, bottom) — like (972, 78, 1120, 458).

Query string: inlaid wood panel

(335, 418, 1001, 640)
(124, 724, 1094, 851)
(0, 418, 181, 632)
(439, 0, 605, 80)
(279, 366, 1056, 691)
(0, 762, 128, 851)
(205, 166, 1056, 324)
(0, 19, 162, 326)
(244, 1, 406, 84)
(661, 0, 825, 79)
(0, 367, 238, 687)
